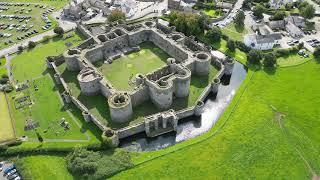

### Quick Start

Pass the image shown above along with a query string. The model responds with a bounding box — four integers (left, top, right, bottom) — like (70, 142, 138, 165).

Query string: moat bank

(120, 61, 247, 151)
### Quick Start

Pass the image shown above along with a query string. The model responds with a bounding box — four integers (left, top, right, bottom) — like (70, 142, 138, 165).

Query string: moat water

(120, 62, 247, 151)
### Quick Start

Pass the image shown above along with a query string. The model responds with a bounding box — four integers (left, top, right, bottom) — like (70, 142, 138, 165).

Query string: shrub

(18, 46, 23, 53)
(53, 27, 64, 36)
(28, 41, 36, 49)
(205, 26, 222, 42)
(263, 53, 277, 67)
(236, 41, 251, 52)
(66, 147, 100, 176)
(108, 9, 125, 23)
(1, 74, 8, 78)
(247, 49, 263, 64)
(66, 147, 133, 179)
(227, 39, 236, 52)
(314, 47, 320, 59)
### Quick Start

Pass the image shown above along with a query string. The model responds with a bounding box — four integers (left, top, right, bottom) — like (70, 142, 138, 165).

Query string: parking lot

(0, 2, 55, 49)
(0, 161, 21, 180)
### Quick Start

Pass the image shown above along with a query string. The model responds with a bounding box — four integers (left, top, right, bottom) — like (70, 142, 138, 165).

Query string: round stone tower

(108, 93, 133, 123)
(224, 57, 235, 75)
(77, 67, 102, 96)
(174, 67, 191, 98)
(64, 49, 81, 71)
(194, 100, 205, 116)
(148, 80, 174, 110)
(194, 52, 211, 76)
(211, 78, 221, 94)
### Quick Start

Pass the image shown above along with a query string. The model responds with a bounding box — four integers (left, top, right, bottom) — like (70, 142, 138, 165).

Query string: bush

(66, 147, 100, 176)
(108, 9, 126, 23)
(28, 41, 36, 49)
(236, 41, 251, 52)
(18, 46, 23, 53)
(1, 74, 8, 78)
(205, 26, 222, 42)
(54, 27, 64, 36)
(66, 147, 133, 179)
(314, 47, 320, 59)
(263, 53, 277, 67)
(247, 49, 263, 64)
(227, 39, 236, 52)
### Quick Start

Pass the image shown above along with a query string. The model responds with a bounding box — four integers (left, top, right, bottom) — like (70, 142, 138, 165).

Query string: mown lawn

(112, 60, 320, 179)
(11, 32, 84, 82)
(8, 75, 88, 140)
(203, 9, 221, 18)
(0, 92, 15, 142)
(16, 155, 73, 180)
(212, 39, 247, 64)
(277, 53, 313, 67)
(95, 42, 169, 91)
(222, 23, 248, 42)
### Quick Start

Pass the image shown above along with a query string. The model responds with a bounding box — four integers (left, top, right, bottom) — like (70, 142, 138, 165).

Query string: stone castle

(47, 19, 235, 146)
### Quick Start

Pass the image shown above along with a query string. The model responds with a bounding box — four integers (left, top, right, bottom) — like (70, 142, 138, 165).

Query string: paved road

(212, 0, 245, 28)
(0, 8, 76, 58)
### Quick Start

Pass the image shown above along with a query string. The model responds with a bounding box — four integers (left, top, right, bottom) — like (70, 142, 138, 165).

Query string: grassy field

(59, 51, 219, 129)
(1, 0, 69, 9)
(0, 92, 15, 142)
(277, 53, 313, 67)
(11, 31, 83, 82)
(0, 58, 6, 68)
(212, 39, 247, 64)
(15, 155, 73, 180)
(222, 23, 248, 42)
(8, 74, 89, 140)
(0, 2, 58, 50)
(95, 42, 169, 91)
(203, 9, 221, 18)
(5, 31, 97, 140)
(112, 60, 320, 179)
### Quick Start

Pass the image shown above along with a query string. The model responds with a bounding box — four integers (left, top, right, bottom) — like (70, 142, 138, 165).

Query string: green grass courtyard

(94, 42, 170, 91)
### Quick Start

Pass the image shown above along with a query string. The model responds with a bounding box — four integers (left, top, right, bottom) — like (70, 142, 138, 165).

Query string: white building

(269, 0, 297, 9)
(244, 33, 282, 50)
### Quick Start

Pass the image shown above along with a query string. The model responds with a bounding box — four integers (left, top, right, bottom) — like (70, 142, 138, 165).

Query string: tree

(18, 46, 23, 53)
(247, 49, 263, 64)
(227, 39, 236, 52)
(271, 11, 286, 20)
(314, 47, 320, 59)
(53, 26, 64, 36)
(301, 4, 315, 19)
(108, 9, 125, 22)
(253, 4, 264, 19)
(66, 147, 101, 176)
(168, 11, 204, 36)
(263, 53, 277, 67)
(205, 26, 222, 42)
(234, 10, 245, 27)
(28, 41, 36, 49)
